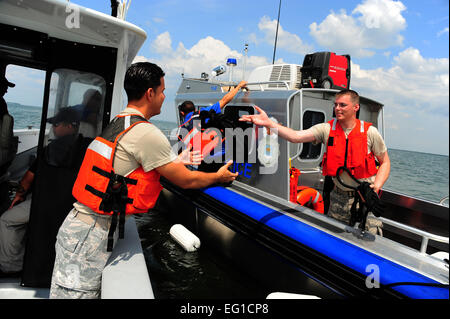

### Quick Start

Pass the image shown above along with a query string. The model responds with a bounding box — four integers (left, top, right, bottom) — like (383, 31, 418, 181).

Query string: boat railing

(379, 217, 449, 254)
(245, 81, 291, 91)
(184, 78, 303, 92)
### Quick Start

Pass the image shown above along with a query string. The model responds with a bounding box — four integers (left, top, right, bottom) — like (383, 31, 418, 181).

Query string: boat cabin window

(4, 64, 45, 131)
(46, 68, 106, 144)
(300, 110, 324, 160)
(2, 64, 45, 178)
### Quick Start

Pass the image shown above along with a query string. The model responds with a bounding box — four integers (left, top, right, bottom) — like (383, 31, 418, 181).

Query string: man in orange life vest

(239, 89, 390, 234)
(49, 62, 238, 299)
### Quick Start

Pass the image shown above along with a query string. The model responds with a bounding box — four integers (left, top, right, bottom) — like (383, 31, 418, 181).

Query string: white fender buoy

(266, 292, 321, 299)
(169, 224, 201, 252)
(431, 251, 449, 261)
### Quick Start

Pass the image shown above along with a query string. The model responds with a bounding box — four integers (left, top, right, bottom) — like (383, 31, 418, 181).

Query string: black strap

(335, 166, 365, 228)
(85, 184, 133, 205)
(322, 176, 335, 215)
(107, 211, 118, 252)
(85, 173, 132, 252)
(106, 211, 126, 252)
(349, 194, 363, 227)
(119, 211, 125, 239)
(104, 174, 130, 252)
(92, 166, 137, 185)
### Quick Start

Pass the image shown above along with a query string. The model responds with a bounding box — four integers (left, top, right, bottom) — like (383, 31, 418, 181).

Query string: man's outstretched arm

(239, 105, 316, 144)
(219, 81, 247, 109)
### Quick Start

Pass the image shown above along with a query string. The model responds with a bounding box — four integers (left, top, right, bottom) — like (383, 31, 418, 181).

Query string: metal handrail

(379, 217, 449, 254)
(246, 81, 291, 91)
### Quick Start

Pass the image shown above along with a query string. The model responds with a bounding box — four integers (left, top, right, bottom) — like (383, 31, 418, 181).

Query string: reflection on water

(135, 209, 269, 299)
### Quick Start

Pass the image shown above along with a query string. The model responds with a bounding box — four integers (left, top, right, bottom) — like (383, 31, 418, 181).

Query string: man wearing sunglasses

(239, 89, 390, 234)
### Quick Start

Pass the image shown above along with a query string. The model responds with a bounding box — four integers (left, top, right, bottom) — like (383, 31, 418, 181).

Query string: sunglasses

(333, 102, 349, 108)
(52, 122, 78, 127)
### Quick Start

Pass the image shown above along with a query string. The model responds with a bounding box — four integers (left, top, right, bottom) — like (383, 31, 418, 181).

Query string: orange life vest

(296, 186, 324, 214)
(72, 114, 162, 216)
(321, 119, 378, 179)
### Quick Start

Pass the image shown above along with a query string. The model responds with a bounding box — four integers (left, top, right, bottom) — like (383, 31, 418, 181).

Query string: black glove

(356, 182, 384, 217)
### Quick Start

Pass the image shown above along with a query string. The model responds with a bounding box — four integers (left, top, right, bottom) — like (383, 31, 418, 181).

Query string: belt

(74, 210, 112, 231)
(334, 187, 355, 196)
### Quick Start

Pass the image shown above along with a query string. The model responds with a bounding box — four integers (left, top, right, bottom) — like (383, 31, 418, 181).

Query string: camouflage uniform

(328, 187, 383, 236)
(49, 208, 116, 299)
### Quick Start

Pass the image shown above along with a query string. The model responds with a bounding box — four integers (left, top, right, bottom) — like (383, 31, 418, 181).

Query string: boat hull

(159, 180, 448, 299)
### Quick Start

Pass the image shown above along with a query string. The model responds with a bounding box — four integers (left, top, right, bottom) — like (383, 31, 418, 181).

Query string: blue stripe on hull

(203, 186, 449, 299)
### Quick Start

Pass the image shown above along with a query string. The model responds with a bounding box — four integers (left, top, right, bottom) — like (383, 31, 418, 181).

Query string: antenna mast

(110, 0, 118, 17)
(272, 0, 282, 64)
(242, 43, 248, 80)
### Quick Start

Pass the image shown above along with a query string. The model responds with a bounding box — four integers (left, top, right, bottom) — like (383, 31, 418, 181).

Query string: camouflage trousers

(49, 208, 116, 299)
(328, 187, 383, 236)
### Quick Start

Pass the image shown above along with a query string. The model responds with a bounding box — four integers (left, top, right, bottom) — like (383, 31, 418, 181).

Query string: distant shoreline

(6, 101, 41, 108)
(387, 147, 449, 158)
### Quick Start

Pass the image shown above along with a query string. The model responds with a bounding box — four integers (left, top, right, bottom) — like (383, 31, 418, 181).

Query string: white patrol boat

(0, 0, 448, 300)
(158, 61, 449, 299)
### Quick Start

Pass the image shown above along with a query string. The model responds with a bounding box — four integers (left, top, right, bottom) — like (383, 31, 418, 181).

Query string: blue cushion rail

(202, 186, 449, 299)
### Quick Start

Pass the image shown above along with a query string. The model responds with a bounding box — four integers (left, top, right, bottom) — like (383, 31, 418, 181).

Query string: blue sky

(5, 0, 449, 155)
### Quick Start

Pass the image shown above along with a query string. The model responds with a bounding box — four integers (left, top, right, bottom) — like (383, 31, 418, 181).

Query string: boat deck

(0, 277, 49, 299)
(0, 217, 153, 299)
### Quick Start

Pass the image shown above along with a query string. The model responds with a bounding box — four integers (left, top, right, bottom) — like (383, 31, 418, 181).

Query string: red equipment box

(301, 52, 351, 90)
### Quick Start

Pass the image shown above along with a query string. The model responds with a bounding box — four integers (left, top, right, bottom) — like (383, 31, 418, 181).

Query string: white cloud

(353, 0, 406, 32)
(144, 32, 271, 82)
(437, 27, 449, 37)
(152, 17, 165, 24)
(352, 47, 449, 113)
(151, 31, 172, 54)
(255, 16, 313, 55)
(134, 32, 272, 121)
(309, 0, 407, 57)
(351, 47, 449, 154)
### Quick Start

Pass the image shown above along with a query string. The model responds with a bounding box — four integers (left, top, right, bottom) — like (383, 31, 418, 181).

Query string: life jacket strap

(85, 166, 136, 214)
(107, 211, 118, 252)
(92, 165, 138, 185)
(106, 211, 127, 252)
(84, 184, 133, 205)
